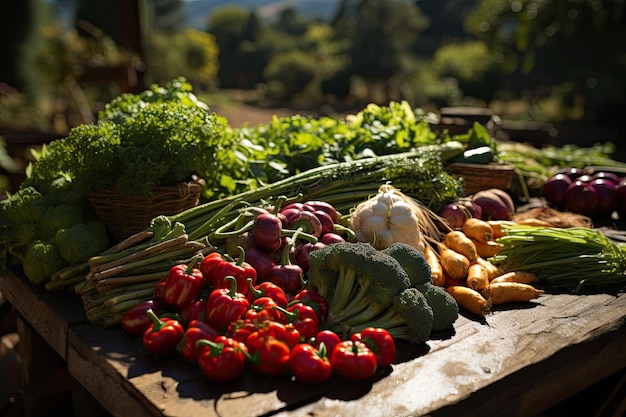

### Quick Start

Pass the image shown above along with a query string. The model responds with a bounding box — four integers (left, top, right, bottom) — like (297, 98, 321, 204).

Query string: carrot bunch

(424, 217, 544, 317)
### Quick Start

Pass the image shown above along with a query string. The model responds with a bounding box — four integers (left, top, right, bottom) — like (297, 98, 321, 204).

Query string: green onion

(489, 225, 626, 293)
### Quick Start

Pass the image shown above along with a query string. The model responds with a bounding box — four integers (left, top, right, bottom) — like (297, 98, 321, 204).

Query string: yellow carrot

(490, 270, 538, 284)
(472, 239, 504, 258)
(446, 285, 490, 316)
(475, 257, 501, 281)
(424, 245, 445, 287)
(445, 230, 478, 262)
(462, 218, 493, 243)
(485, 282, 544, 305)
(440, 247, 471, 281)
(486, 220, 516, 239)
(466, 263, 489, 291)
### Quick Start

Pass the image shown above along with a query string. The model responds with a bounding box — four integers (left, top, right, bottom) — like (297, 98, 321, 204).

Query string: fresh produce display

(4, 77, 626, 394)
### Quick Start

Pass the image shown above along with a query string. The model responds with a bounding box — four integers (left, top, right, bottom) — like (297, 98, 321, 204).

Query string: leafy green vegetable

(53, 223, 105, 265)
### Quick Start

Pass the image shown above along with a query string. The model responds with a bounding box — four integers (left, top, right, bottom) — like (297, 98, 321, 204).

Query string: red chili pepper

(200, 251, 227, 287)
(313, 330, 341, 357)
(164, 254, 205, 309)
(247, 279, 289, 308)
(179, 299, 207, 327)
(121, 299, 159, 336)
(330, 340, 377, 380)
(177, 319, 223, 363)
(196, 336, 248, 382)
(289, 342, 333, 383)
(142, 309, 185, 356)
(290, 289, 329, 322)
(247, 335, 291, 376)
(350, 327, 396, 367)
(213, 246, 257, 295)
(205, 276, 250, 331)
(276, 302, 320, 340)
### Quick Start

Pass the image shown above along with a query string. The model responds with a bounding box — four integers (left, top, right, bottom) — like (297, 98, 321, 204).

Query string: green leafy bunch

(25, 77, 231, 197)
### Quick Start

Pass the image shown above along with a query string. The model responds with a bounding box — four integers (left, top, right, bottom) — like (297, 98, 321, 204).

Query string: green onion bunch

(489, 225, 626, 293)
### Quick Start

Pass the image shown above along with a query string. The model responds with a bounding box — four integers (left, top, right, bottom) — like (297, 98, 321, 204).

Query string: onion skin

(543, 173, 573, 210)
(565, 180, 599, 217)
(438, 202, 470, 230)
(589, 178, 617, 217)
(471, 189, 514, 221)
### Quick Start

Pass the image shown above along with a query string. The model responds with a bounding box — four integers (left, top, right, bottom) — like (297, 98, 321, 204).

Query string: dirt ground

(209, 103, 308, 128)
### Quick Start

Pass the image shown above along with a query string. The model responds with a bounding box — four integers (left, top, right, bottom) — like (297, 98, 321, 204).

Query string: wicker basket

(445, 163, 515, 195)
(87, 176, 205, 242)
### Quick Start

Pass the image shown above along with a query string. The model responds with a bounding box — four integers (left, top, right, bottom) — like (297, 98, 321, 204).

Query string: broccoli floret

(53, 223, 104, 265)
(350, 288, 434, 345)
(306, 241, 411, 332)
(415, 282, 459, 332)
(382, 242, 433, 286)
(22, 240, 69, 284)
(38, 204, 84, 240)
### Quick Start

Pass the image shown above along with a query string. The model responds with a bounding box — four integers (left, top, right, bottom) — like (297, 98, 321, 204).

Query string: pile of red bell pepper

(121, 255, 397, 383)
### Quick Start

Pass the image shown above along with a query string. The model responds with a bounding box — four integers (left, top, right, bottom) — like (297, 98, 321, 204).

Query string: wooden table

(1, 268, 625, 417)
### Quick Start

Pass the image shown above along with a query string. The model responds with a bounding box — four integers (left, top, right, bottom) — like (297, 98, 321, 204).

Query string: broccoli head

(53, 223, 104, 265)
(382, 242, 432, 286)
(38, 204, 84, 240)
(306, 241, 411, 332)
(22, 240, 69, 284)
(416, 282, 459, 332)
(350, 287, 434, 345)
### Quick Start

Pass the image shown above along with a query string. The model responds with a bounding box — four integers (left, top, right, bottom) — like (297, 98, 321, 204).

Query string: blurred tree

(332, 0, 430, 102)
(414, 0, 478, 55)
(0, 0, 49, 98)
(207, 5, 251, 88)
(466, 0, 626, 126)
(264, 50, 318, 100)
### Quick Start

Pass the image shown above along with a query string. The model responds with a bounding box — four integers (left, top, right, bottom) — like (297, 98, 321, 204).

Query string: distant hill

(183, 0, 340, 31)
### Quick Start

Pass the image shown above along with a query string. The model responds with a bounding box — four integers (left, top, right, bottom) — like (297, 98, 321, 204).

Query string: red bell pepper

(179, 299, 207, 327)
(248, 296, 285, 323)
(290, 289, 329, 322)
(247, 279, 289, 308)
(289, 342, 333, 383)
(212, 246, 257, 295)
(153, 278, 177, 312)
(330, 340, 377, 380)
(164, 255, 205, 309)
(205, 276, 250, 330)
(226, 318, 259, 343)
(313, 330, 341, 357)
(247, 320, 302, 349)
(197, 336, 248, 382)
(247, 335, 291, 376)
(121, 299, 159, 336)
(350, 327, 396, 367)
(275, 302, 320, 340)
(142, 309, 185, 356)
(177, 319, 223, 363)
(200, 251, 227, 287)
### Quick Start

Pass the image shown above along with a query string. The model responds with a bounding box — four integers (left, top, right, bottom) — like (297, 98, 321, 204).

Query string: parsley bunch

(25, 78, 231, 197)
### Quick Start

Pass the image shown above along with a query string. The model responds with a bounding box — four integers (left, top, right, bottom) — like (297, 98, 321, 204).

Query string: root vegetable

(514, 219, 554, 228)
(472, 239, 504, 258)
(462, 218, 493, 243)
(475, 257, 500, 281)
(485, 282, 544, 305)
(486, 220, 516, 239)
(424, 245, 444, 287)
(490, 271, 538, 284)
(444, 231, 478, 262)
(440, 247, 471, 280)
(446, 285, 490, 316)
(466, 263, 489, 291)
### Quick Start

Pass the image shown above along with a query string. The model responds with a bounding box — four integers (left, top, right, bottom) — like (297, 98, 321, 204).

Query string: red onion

(438, 202, 471, 229)
(589, 178, 617, 217)
(565, 180, 598, 217)
(543, 173, 573, 210)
